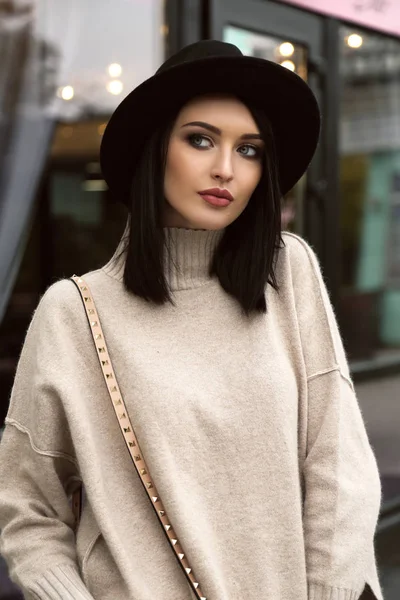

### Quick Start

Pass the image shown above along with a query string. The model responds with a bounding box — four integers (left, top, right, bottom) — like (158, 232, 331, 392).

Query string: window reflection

(339, 26, 400, 364)
(0, 0, 164, 429)
(224, 25, 307, 79)
(48, 167, 127, 280)
(223, 25, 307, 235)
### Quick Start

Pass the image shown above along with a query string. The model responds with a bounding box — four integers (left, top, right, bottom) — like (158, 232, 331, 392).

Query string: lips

(198, 188, 234, 202)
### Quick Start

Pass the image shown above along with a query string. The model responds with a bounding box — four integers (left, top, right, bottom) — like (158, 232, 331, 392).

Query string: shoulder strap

(70, 275, 206, 600)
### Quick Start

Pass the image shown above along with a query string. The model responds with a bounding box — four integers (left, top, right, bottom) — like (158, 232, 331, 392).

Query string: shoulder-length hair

(119, 97, 283, 317)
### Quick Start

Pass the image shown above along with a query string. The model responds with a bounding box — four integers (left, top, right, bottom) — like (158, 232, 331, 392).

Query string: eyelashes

(186, 133, 263, 159)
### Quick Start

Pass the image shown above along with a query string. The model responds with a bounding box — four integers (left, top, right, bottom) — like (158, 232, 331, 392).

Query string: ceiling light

(106, 80, 124, 95)
(82, 180, 108, 192)
(108, 63, 122, 77)
(279, 42, 295, 57)
(281, 60, 296, 72)
(347, 34, 363, 49)
(59, 86, 74, 101)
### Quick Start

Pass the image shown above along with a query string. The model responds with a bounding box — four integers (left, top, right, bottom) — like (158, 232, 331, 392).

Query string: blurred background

(0, 0, 400, 597)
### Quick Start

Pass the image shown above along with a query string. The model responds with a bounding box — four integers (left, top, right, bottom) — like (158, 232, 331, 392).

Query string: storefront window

(36, 0, 164, 121)
(0, 0, 165, 426)
(223, 26, 308, 235)
(339, 26, 400, 365)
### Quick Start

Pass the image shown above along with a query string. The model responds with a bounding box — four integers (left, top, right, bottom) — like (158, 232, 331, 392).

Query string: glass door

(209, 0, 326, 247)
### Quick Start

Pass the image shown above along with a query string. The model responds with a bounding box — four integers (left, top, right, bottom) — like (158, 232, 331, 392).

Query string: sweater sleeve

(304, 371, 382, 600)
(0, 281, 95, 600)
(286, 235, 383, 600)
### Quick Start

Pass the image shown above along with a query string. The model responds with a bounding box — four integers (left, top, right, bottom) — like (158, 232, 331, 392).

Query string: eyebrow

(181, 121, 264, 141)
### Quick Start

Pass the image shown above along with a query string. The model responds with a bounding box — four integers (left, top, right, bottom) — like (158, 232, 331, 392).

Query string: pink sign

(280, 0, 400, 37)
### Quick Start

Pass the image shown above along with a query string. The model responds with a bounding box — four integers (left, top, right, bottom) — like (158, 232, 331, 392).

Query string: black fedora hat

(100, 40, 320, 206)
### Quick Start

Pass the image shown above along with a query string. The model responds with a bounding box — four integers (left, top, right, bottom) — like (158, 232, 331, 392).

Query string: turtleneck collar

(102, 221, 225, 291)
(163, 227, 224, 290)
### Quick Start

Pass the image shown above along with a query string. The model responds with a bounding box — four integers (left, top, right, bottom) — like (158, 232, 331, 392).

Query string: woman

(0, 40, 382, 600)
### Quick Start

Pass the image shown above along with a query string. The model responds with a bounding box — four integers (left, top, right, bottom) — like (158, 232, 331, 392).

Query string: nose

(210, 148, 234, 184)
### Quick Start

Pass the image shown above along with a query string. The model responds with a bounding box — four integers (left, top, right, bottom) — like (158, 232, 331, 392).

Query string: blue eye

(187, 134, 212, 149)
(238, 144, 260, 158)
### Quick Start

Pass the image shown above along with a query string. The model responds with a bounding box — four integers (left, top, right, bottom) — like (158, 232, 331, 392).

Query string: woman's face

(163, 95, 264, 230)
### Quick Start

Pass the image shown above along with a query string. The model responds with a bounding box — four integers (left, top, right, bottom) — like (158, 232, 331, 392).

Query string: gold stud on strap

(70, 275, 206, 600)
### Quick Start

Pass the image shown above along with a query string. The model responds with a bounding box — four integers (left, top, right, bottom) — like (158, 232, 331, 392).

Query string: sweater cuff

(29, 564, 95, 600)
(308, 581, 363, 600)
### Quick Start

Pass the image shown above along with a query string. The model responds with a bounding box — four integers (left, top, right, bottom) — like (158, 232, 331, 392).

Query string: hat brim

(100, 55, 321, 204)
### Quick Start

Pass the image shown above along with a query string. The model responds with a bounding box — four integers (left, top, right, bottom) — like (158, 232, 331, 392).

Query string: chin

(184, 210, 237, 231)
(185, 219, 229, 231)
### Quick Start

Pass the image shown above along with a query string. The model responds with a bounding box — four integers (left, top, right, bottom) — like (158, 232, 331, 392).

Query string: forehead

(175, 94, 259, 131)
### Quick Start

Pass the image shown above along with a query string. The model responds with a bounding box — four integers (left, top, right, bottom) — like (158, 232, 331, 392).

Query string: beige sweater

(0, 226, 383, 600)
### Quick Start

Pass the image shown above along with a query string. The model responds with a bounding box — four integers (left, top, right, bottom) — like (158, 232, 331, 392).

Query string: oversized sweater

(0, 225, 383, 600)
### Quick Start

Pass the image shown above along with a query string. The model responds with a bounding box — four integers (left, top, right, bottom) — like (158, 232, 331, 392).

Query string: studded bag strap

(70, 275, 206, 600)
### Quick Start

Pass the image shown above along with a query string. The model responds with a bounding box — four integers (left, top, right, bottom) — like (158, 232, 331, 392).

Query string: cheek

(165, 142, 200, 191)
(164, 144, 183, 193)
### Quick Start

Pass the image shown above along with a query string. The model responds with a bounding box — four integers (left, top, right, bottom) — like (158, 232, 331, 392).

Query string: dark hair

(119, 97, 283, 317)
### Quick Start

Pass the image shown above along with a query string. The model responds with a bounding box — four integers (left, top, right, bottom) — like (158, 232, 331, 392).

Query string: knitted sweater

(0, 226, 383, 600)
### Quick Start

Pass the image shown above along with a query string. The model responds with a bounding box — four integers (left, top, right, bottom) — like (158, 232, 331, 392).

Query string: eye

(238, 144, 261, 159)
(187, 133, 212, 149)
